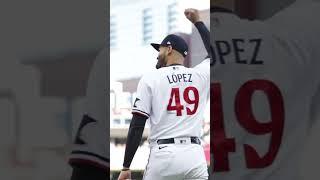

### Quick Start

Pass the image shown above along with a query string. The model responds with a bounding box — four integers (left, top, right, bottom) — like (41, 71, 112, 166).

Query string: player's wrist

(121, 167, 130, 171)
(194, 20, 203, 25)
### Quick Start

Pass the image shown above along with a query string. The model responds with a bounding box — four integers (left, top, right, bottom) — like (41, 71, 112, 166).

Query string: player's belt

(157, 137, 201, 145)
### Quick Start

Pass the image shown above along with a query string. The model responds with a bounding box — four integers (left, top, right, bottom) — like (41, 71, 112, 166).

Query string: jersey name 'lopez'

(167, 73, 193, 84)
(213, 38, 264, 65)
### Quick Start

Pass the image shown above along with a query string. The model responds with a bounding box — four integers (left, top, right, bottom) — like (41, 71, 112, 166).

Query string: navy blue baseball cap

(151, 34, 188, 57)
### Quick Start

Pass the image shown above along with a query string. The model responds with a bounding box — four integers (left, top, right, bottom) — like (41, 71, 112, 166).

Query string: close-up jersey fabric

(211, 1, 320, 179)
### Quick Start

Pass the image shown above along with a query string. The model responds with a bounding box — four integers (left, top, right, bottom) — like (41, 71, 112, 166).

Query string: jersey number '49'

(212, 79, 285, 172)
(167, 86, 199, 116)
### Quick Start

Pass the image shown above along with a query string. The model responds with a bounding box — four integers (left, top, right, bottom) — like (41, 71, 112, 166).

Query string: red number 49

(212, 79, 285, 172)
(167, 86, 199, 116)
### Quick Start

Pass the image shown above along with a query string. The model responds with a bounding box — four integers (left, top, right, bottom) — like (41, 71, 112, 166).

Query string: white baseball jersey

(69, 48, 109, 169)
(132, 59, 210, 141)
(211, 1, 320, 180)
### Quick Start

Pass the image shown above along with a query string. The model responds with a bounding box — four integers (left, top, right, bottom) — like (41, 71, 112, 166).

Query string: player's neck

(166, 58, 184, 67)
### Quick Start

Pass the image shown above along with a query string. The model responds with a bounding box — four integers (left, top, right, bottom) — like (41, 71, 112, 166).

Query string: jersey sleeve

(194, 21, 212, 60)
(131, 75, 152, 118)
(69, 48, 109, 170)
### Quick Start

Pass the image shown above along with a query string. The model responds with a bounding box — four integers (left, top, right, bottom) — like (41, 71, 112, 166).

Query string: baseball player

(68, 48, 108, 180)
(118, 9, 210, 180)
(211, 0, 320, 179)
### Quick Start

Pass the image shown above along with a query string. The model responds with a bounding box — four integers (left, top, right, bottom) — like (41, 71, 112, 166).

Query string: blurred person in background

(68, 48, 108, 180)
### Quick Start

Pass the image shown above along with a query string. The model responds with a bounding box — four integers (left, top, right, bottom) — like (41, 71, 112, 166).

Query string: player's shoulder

(193, 58, 210, 70)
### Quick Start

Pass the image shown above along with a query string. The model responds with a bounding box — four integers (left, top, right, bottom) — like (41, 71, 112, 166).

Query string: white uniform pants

(143, 142, 208, 180)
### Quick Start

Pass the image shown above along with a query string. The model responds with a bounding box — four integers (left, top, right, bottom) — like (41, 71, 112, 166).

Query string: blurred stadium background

(110, 0, 210, 179)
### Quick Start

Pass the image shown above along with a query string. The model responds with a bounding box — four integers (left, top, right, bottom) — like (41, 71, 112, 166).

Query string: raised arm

(184, 8, 212, 60)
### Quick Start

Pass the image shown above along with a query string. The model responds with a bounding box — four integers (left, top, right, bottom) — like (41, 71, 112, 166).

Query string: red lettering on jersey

(184, 87, 199, 115)
(212, 79, 285, 172)
(167, 88, 184, 116)
(235, 79, 284, 168)
(167, 86, 200, 116)
(212, 83, 236, 172)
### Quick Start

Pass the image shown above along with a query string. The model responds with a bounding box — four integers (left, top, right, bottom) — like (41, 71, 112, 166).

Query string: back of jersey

(132, 59, 209, 141)
(211, 3, 320, 180)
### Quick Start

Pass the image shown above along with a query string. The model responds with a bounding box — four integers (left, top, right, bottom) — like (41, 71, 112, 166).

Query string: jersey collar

(211, 6, 234, 14)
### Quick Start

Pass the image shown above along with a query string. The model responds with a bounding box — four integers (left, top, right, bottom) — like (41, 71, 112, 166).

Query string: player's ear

(167, 45, 173, 54)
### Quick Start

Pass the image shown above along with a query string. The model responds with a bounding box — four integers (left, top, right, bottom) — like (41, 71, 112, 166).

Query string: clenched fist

(184, 8, 201, 24)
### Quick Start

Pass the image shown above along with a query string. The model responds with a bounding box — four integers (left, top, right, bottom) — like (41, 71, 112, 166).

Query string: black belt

(157, 137, 201, 145)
